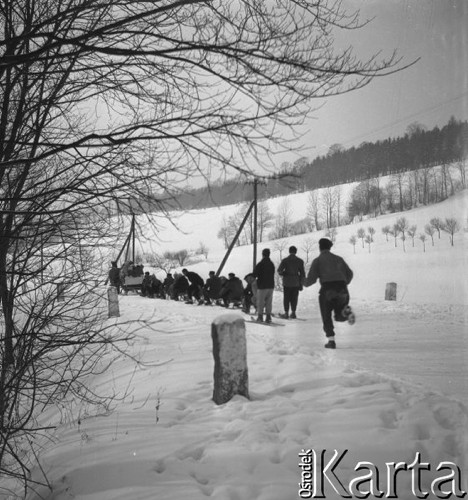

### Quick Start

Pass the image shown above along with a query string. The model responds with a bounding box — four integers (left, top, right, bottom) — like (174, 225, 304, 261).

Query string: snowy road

(278, 298, 467, 402)
(23, 294, 467, 500)
(133, 294, 467, 403)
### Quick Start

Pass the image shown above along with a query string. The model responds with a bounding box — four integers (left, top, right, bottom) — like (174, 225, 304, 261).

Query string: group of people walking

(108, 238, 355, 348)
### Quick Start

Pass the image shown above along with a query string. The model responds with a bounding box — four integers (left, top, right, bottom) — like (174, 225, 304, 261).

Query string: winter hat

(319, 238, 333, 251)
(228, 272, 235, 278)
(289, 245, 297, 254)
(262, 248, 270, 257)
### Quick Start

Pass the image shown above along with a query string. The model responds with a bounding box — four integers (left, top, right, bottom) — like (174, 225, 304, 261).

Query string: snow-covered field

(16, 187, 468, 499)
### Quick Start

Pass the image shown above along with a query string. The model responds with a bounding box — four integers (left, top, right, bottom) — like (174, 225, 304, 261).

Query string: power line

(341, 91, 468, 148)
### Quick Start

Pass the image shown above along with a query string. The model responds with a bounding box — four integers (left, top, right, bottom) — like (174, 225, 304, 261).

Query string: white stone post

(211, 314, 249, 405)
(108, 286, 120, 318)
(57, 282, 65, 302)
(385, 282, 397, 301)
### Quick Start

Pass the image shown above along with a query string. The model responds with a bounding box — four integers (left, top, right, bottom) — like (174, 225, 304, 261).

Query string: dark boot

(256, 314, 263, 322)
(265, 314, 272, 324)
(342, 305, 356, 325)
(324, 340, 336, 349)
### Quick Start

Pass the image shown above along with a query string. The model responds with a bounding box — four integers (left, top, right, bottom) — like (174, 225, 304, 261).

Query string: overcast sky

(292, 0, 468, 162)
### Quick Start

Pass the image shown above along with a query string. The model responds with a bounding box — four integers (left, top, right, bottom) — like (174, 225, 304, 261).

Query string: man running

(304, 238, 355, 349)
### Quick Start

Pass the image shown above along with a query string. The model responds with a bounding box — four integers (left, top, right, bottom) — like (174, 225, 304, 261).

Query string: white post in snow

(57, 282, 65, 302)
(108, 286, 120, 318)
(385, 282, 397, 301)
(211, 314, 249, 405)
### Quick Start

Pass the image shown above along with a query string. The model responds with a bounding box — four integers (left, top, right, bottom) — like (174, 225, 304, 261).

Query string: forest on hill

(142, 117, 467, 212)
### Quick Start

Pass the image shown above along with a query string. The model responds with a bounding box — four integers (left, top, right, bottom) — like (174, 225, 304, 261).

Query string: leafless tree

(443, 218, 460, 246)
(232, 204, 251, 246)
(306, 191, 321, 231)
(407, 225, 417, 247)
(0, 0, 408, 493)
(456, 159, 466, 189)
(327, 143, 345, 156)
(272, 240, 290, 261)
(290, 218, 311, 236)
(164, 250, 189, 267)
(364, 235, 372, 253)
(390, 223, 400, 248)
(150, 254, 175, 274)
(301, 238, 315, 264)
(217, 216, 233, 249)
(419, 234, 427, 252)
(197, 242, 209, 260)
(357, 227, 366, 248)
(272, 198, 293, 239)
(325, 227, 338, 244)
(391, 172, 408, 212)
(430, 218, 444, 239)
(424, 224, 436, 246)
(419, 167, 435, 205)
(406, 122, 427, 136)
(439, 164, 455, 200)
(257, 200, 275, 243)
(381, 225, 391, 242)
(349, 235, 357, 254)
(321, 187, 340, 229)
(396, 217, 410, 252)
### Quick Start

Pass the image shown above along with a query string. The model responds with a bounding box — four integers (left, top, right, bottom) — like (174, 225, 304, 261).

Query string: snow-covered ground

(13, 187, 468, 499)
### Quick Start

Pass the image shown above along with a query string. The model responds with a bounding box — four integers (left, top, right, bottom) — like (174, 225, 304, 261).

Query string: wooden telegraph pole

(216, 177, 263, 277)
(252, 178, 258, 270)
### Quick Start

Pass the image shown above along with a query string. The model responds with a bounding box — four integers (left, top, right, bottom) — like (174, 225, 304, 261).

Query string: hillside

(140, 118, 468, 212)
(126, 183, 467, 306)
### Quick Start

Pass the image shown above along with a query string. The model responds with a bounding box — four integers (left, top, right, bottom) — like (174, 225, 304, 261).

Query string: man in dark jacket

(304, 238, 355, 349)
(220, 273, 244, 308)
(253, 248, 275, 323)
(277, 245, 305, 319)
(203, 271, 222, 304)
(150, 274, 163, 298)
(163, 273, 174, 298)
(171, 273, 189, 300)
(242, 273, 257, 314)
(141, 271, 153, 297)
(182, 268, 205, 304)
(108, 261, 121, 294)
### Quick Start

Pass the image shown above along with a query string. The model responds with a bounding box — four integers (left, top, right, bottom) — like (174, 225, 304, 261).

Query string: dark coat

(185, 271, 204, 287)
(204, 276, 222, 299)
(173, 275, 189, 293)
(163, 275, 174, 290)
(220, 276, 244, 301)
(253, 257, 275, 289)
(305, 250, 353, 286)
(108, 267, 120, 285)
(278, 254, 305, 288)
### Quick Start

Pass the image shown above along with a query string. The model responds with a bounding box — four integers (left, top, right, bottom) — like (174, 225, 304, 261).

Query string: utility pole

(215, 177, 265, 277)
(131, 214, 136, 263)
(216, 200, 255, 277)
(252, 178, 258, 270)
